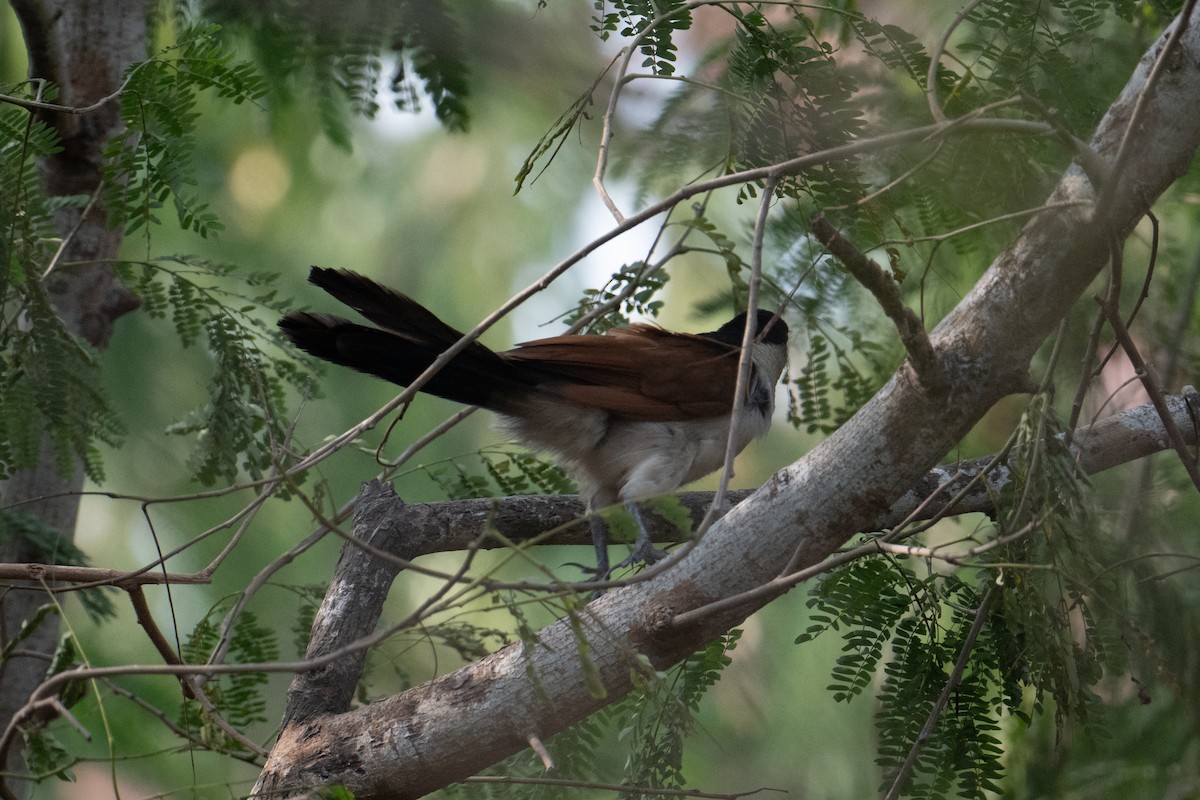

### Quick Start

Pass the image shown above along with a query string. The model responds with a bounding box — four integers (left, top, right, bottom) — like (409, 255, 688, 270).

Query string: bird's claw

(566, 542, 667, 599)
(611, 543, 669, 573)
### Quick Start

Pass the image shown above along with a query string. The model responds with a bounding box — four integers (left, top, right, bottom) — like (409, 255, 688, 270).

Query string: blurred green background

(3, 2, 1198, 798)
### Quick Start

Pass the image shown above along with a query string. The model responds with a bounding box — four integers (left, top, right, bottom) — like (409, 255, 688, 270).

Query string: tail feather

(279, 310, 527, 410)
(306, 267, 464, 350)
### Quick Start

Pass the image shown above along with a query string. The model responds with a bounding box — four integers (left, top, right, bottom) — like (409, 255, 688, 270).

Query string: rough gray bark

(254, 12, 1200, 799)
(1, 0, 142, 788)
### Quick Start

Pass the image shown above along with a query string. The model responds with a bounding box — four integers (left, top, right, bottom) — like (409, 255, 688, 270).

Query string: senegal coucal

(279, 267, 789, 579)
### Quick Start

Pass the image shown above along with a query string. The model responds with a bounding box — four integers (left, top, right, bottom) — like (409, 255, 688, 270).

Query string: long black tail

(279, 267, 532, 409)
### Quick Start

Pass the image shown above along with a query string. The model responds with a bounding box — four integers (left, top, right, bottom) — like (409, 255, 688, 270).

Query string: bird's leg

(611, 503, 669, 572)
(588, 514, 611, 580)
(571, 504, 667, 588)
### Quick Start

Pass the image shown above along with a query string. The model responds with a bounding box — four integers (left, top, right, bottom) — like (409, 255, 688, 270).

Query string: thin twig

(591, 0, 729, 221)
(925, 0, 988, 122)
(1066, 306, 1108, 437)
(0, 70, 143, 115)
(882, 584, 999, 800)
(811, 215, 945, 392)
(0, 564, 205, 587)
(41, 184, 104, 279)
(707, 175, 777, 528)
(1098, 298, 1200, 489)
(875, 200, 1091, 248)
(463, 773, 783, 798)
(873, 514, 1045, 566)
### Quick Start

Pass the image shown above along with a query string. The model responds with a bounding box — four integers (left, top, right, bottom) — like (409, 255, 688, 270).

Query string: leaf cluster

(117, 256, 315, 487)
(591, 0, 692, 77)
(420, 448, 575, 501)
(563, 260, 669, 331)
(102, 22, 267, 240)
(202, 0, 471, 145)
(178, 606, 278, 751)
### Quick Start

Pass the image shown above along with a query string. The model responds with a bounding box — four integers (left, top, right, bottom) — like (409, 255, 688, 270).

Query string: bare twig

(462, 774, 783, 798)
(925, 0, 988, 121)
(0, 564, 205, 588)
(1098, 300, 1200, 489)
(708, 175, 777, 523)
(811, 215, 945, 392)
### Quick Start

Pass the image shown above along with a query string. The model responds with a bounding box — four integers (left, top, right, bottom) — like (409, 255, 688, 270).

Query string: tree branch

(811, 215, 946, 393)
(248, 390, 1199, 563)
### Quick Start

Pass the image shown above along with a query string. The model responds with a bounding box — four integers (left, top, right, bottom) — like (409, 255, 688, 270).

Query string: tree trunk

(1, 0, 141, 788)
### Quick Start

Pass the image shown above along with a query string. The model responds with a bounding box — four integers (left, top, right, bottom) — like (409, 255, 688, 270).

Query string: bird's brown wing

(502, 324, 744, 421)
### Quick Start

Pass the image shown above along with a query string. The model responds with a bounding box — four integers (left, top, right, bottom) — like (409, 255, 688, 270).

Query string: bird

(279, 266, 789, 581)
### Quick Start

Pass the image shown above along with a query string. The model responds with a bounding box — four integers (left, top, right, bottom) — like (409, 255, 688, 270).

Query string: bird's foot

(610, 542, 669, 573)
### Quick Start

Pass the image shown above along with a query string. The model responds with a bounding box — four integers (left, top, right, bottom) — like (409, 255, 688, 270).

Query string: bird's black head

(709, 309, 789, 346)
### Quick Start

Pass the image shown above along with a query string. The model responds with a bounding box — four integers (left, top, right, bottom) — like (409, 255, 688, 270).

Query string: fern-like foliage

(102, 23, 267, 240)
(619, 631, 741, 796)
(420, 447, 576, 501)
(788, 330, 888, 435)
(20, 634, 91, 783)
(118, 256, 315, 487)
(444, 630, 740, 799)
(796, 390, 1127, 798)
(989, 394, 1124, 726)
(801, 559, 1009, 798)
(874, 579, 1007, 798)
(591, 0, 692, 76)
(0, 277, 124, 483)
(202, 0, 470, 145)
(797, 557, 915, 701)
(562, 260, 669, 332)
(179, 607, 278, 751)
(0, 96, 126, 484)
(618, 7, 867, 205)
(830, 0, 1163, 299)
